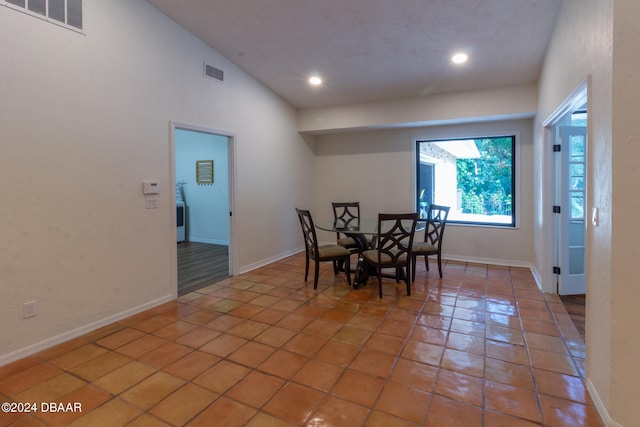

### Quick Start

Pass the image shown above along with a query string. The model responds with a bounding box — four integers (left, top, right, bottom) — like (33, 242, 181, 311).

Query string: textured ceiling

(146, 0, 562, 108)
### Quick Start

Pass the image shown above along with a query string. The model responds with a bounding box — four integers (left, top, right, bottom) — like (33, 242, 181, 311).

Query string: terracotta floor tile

(149, 383, 217, 425)
(251, 308, 290, 325)
(539, 395, 604, 427)
(365, 411, 418, 427)
(95, 328, 146, 350)
(417, 314, 452, 330)
(303, 318, 342, 338)
(410, 325, 448, 346)
(401, 340, 444, 367)
(365, 332, 405, 355)
(389, 358, 438, 392)
(425, 395, 482, 426)
(14, 372, 86, 403)
(132, 314, 174, 333)
(350, 348, 396, 378)
(378, 318, 413, 338)
(524, 331, 568, 354)
(228, 319, 271, 340)
(228, 341, 277, 368)
(187, 396, 256, 427)
(244, 412, 297, 427)
(49, 344, 108, 370)
(151, 320, 198, 340)
(283, 332, 327, 356)
(257, 349, 308, 379)
(446, 331, 485, 355)
(292, 359, 343, 392)
(254, 326, 297, 347)
(434, 369, 483, 407)
(120, 371, 185, 410)
(534, 369, 591, 404)
(138, 342, 192, 368)
(486, 340, 530, 366)
(314, 341, 359, 367)
(485, 380, 542, 423)
(180, 309, 221, 326)
(449, 318, 486, 337)
(115, 334, 167, 358)
(67, 398, 141, 427)
(127, 414, 173, 426)
(193, 360, 249, 394)
(375, 381, 431, 424)
(36, 338, 89, 361)
(163, 350, 220, 381)
(92, 361, 156, 394)
(486, 358, 535, 390)
(486, 324, 525, 345)
(67, 351, 131, 382)
(484, 410, 542, 426)
(262, 382, 325, 425)
(199, 333, 248, 358)
(309, 396, 370, 426)
(441, 348, 485, 378)
(346, 314, 383, 331)
(34, 384, 111, 427)
(226, 371, 285, 407)
(332, 325, 372, 347)
(228, 303, 265, 319)
(175, 326, 221, 348)
(204, 313, 245, 331)
(528, 348, 578, 376)
(331, 369, 384, 407)
(0, 362, 63, 396)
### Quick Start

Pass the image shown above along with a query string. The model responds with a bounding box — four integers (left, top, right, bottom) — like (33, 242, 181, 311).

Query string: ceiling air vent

(204, 63, 224, 82)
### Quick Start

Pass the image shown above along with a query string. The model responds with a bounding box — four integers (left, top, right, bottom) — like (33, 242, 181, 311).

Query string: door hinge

(553, 205, 561, 214)
(553, 144, 561, 152)
(553, 266, 561, 274)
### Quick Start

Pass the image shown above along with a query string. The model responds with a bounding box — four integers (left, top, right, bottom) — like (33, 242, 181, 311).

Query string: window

(3, 0, 83, 30)
(416, 135, 516, 227)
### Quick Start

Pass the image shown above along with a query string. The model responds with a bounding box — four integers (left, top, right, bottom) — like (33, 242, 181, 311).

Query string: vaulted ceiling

(146, 0, 562, 109)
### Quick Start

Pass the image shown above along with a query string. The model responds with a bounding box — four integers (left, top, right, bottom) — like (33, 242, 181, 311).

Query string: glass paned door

(559, 126, 587, 294)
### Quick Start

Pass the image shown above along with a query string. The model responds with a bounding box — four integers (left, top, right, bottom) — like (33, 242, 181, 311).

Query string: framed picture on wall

(196, 160, 214, 184)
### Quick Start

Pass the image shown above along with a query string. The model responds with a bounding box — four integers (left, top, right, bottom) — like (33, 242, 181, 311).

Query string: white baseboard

(238, 247, 304, 275)
(586, 379, 622, 427)
(0, 294, 175, 367)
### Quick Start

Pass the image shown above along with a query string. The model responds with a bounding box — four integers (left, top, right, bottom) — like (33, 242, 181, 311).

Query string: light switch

(143, 180, 160, 195)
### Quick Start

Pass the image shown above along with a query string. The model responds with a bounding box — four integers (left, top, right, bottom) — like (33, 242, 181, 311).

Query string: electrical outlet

(23, 301, 37, 318)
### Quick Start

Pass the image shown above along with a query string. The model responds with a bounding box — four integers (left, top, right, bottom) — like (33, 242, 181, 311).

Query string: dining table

(315, 217, 425, 288)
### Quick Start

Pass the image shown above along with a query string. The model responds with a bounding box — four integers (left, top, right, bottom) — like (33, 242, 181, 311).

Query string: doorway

(545, 82, 588, 296)
(173, 125, 235, 296)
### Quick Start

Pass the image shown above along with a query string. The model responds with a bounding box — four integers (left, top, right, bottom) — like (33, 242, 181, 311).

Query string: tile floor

(0, 254, 604, 426)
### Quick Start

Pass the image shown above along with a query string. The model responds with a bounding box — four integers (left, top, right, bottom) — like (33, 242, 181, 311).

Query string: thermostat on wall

(143, 180, 160, 195)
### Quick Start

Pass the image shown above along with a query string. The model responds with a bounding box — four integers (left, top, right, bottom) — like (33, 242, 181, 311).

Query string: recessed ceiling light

(451, 52, 468, 64)
(309, 76, 322, 86)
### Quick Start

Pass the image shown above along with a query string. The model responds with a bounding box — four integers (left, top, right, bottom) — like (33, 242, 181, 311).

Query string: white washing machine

(176, 202, 186, 242)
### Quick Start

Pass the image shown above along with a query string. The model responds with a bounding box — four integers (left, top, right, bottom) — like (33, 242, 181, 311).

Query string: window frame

(415, 134, 518, 228)
(1, 0, 84, 32)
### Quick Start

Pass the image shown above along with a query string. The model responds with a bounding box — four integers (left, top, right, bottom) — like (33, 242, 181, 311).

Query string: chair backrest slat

(296, 208, 319, 258)
(424, 204, 450, 248)
(376, 213, 418, 265)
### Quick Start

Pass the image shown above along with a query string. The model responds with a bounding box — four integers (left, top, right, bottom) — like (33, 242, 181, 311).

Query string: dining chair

(295, 208, 352, 289)
(331, 202, 363, 252)
(361, 213, 418, 298)
(412, 204, 450, 280)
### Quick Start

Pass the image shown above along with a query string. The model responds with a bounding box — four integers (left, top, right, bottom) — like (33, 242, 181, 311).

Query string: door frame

(542, 80, 588, 294)
(169, 121, 237, 294)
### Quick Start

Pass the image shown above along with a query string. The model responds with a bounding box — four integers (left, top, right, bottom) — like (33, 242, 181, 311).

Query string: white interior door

(557, 125, 587, 295)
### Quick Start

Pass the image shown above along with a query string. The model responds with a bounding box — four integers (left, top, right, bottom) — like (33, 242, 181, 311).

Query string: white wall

(0, 0, 313, 363)
(313, 119, 534, 267)
(175, 130, 229, 244)
(534, 0, 640, 425)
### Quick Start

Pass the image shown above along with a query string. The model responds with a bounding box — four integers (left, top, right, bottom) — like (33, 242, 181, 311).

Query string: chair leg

(425, 255, 430, 271)
(378, 271, 383, 298)
(313, 260, 320, 289)
(304, 255, 309, 282)
(411, 255, 417, 282)
(437, 254, 443, 278)
(345, 256, 352, 287)
(405, 262, 412, 296)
